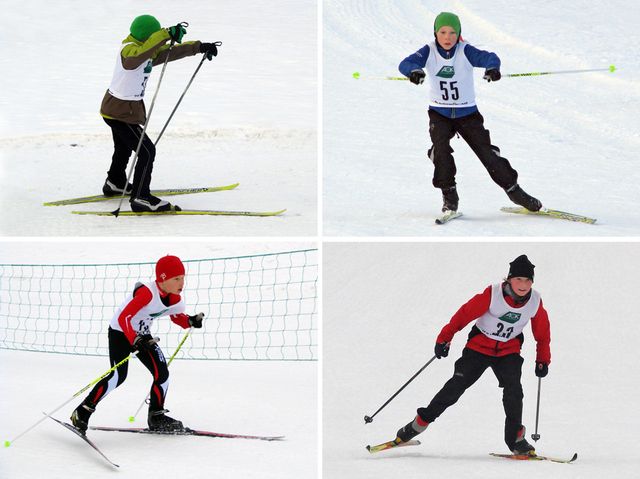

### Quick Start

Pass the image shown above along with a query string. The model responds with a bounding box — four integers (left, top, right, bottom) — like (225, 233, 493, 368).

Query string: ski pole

(154, 43, 221, 145)
(353, 65, 615, 81)
(504, 65, 615, 78)
(364, 355, 437, 424)
(531, 376, 542, 442)
(4, 350, 142, 446)
(353, 72, 408, 81)
(113, 22, 188, 217)
(129, 327, 194, 421)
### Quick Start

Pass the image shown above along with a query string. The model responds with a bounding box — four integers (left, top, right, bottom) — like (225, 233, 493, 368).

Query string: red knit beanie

(156, 255, 185, 282)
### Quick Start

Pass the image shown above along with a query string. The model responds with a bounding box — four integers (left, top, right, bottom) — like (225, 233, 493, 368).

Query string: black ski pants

(428, 109, 518, 191)
(417, 347, 525, 450)
(103, 118, 156, 199)
(86, 328, 170, 413)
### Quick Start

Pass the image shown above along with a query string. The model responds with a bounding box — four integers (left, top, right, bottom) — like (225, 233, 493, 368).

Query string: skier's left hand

(535, 361, 548, 378)
(200, 41, 222, 60)
(188, 312, 205, 328)
(483, 68, 501, 82)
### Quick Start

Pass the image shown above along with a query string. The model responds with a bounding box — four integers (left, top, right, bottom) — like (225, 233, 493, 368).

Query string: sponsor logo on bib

(436, 66, 455, 78)
(499, 311, 521, 324)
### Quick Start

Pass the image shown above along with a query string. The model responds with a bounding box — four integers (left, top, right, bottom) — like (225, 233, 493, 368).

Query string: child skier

(71, 255, 205, 433)
(101, 15, 220, 212)
(399, 12, 542, 215)
(394, 254, 550, 455)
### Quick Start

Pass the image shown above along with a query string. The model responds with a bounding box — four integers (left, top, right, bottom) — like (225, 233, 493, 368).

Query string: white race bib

(475, 284, 541, 342)
(425, 41, 476, 108)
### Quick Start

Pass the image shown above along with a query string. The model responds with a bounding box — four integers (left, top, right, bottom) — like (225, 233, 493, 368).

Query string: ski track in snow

(323, 0, 640, 236)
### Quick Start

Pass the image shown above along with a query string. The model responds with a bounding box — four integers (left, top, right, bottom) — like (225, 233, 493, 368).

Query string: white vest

(107, 44, 152, 101)
(425, 41, 476, 108)
(110, 281, 185, 336)
(475, 284, 541, 343)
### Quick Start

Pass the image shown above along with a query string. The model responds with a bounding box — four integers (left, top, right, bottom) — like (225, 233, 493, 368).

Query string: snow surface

(323, 0, 640, 236)
(0, 241, 317, 478)
(0, 0, 317, 237)
(323, 242, 640, 478)
(0, 351, 316, 479)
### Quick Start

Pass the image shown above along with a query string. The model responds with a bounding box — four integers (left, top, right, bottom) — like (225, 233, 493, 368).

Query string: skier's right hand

(434, 341, 450, 359)
(133, 334, 156, 352)
(409, 69, 426, 85)
(167, 23, 187, 43)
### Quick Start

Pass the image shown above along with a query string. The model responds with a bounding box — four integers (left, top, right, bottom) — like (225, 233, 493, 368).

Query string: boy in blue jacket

(399, 12, 541, 214)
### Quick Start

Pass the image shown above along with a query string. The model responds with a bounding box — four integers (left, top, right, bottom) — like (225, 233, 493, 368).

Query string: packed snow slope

(323, 242, 640, 478)
(0, 0, 317, 237)
(323, 0, 640, 236)
(0, 351, 316, 479)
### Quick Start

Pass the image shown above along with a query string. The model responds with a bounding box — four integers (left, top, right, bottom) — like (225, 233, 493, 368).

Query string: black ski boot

(441, 186, 459, 213)
(511, 426, 536, 455)
(70, 399, 96, 434)
(506, 184, 542, 212)
(148, 409, 185, 432)
(102, 178, 133, 197)
(396, 416, 429, 444)
(130, 195, 173, 213)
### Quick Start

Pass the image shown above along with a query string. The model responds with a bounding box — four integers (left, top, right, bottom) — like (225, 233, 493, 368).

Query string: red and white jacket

(109, 280, 191, 345)
(436, 283, 551, 364)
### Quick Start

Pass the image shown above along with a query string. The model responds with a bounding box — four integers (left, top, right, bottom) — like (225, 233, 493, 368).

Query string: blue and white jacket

(399, 41, 500, 119)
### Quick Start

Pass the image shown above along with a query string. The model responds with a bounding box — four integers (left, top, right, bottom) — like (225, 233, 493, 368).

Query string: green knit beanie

(434, 12, 461, 37)
(130, 15, 161, 41)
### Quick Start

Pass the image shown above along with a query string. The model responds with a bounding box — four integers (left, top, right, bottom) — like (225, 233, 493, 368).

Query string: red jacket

(436, 284, 551, 364)
(117, 282, 190, 343)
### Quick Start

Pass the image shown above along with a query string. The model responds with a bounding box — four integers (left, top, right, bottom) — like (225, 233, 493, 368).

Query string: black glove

(200, 41, 222, 60)
(535, 362, 548, 378)
(133, 334, 156, 352)
(167, 23, 187, 43)
(188, 312, 205, 328)
(434, 341, 450, 359)
(483, 68, 501, 82)
(409, 69, 426, 85)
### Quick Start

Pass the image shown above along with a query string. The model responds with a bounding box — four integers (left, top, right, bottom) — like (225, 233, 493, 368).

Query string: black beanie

(507, 255, 535, 281)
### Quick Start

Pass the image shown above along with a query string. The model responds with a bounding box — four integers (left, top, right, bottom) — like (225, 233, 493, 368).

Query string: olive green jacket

(101, 29, 201, 124)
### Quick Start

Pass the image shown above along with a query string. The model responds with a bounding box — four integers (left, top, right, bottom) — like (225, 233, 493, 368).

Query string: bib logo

(436, 66, 455, 78)
(499, 312, 521, 324)
(150, 309, 169, 318)
(144, 61, 152, 74)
